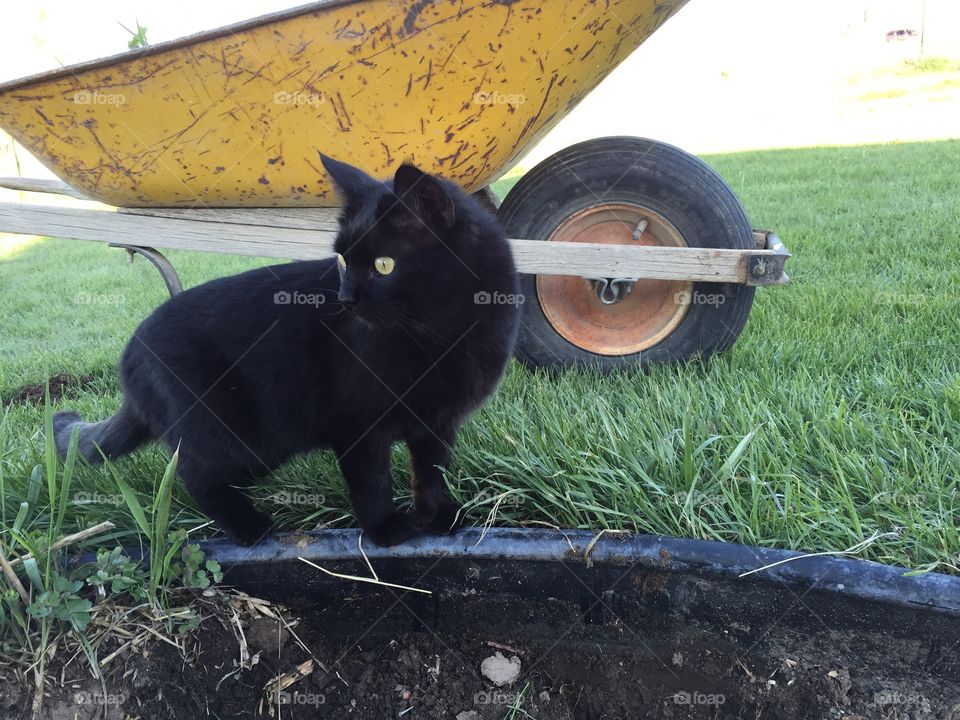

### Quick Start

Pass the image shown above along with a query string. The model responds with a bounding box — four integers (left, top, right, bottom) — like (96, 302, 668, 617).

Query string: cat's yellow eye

(374, 256, 395, 275)
(336, 253, 347, 270)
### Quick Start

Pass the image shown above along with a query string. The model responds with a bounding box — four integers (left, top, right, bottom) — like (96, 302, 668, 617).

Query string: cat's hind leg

(178, 459, 273, 546)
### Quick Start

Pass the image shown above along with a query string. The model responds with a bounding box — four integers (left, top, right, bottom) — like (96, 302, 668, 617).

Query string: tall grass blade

(149, 448, 180, 601)
(111, 470, 150, 537)
(53, 427, 80, 540)
(42, 386, 57, 520)
(151, 447, 180, 553)
(719, 425, 763, 480)
(27, 466, 42, 508)
(22, 558, 43, 592)
(13, 502, 29, 535)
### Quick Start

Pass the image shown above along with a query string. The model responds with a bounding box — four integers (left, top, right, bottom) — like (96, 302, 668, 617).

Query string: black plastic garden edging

(203, 527, 960, 617)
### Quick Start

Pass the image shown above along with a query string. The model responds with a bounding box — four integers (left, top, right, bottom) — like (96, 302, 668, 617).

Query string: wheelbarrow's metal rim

(536, 203, 694, 356)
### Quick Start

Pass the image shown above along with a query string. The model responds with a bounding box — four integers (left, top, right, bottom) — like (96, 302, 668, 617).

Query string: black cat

(53, 154, 520, 546)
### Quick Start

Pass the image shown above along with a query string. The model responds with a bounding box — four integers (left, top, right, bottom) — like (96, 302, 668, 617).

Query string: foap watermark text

(475, 689, 522, 705)
(274, 90, 325, 106)
(473, 91, 526, 106)
(474, 291, 524, 306)
(276, 691, 325, 706)
(274, 290, 326, 307)
(74, 491, 124, 506)
(675, 291, 725, 307)
(73, 292, 125, 306)
(73, 90, 125, 105)
(272, 490, 326, 507)
(74, 690, 127, 705)
(673, 690, 725, 706)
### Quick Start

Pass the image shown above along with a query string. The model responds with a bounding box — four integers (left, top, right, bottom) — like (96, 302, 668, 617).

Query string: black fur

(54, 156, 520, 546)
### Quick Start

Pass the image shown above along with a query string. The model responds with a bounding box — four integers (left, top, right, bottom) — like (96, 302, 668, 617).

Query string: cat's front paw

(419, 499, 464, 535)
(365, 512, 417, 547)
(223, 512, 274, 547)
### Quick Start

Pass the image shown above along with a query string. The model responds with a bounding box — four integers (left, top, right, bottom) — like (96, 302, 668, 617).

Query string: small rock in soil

(480, 652, 521, 687)
(455, 712, 480, 720)
(398, 645, 422, 671)
(316, 672, 335, 690)
(826, 668, 853, 706)
(244, 618, 289, 654)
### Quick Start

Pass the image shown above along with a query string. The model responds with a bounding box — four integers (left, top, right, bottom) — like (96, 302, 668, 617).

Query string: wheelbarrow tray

(0, 0, 688, 207)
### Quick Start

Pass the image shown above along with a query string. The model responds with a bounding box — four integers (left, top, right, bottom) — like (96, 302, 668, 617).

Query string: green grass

(927, 78, 960, 93)
(852, 56, 960, 103)
(1, 140, 959, 576)
(897, 57, 960, 76)
(858, 88, 907, 102)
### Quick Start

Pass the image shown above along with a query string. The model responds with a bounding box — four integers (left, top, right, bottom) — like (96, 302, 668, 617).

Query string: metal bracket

(745, 231, 790, 286)
(109, 244, 183, 297)
(588, 277, 638, 304)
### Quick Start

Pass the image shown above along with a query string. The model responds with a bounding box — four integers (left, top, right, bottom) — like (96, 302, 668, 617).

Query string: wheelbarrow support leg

(109, 244, 183, 297)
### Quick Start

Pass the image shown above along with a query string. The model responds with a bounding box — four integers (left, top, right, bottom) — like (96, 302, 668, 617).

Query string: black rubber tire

(497, 136, 756, 371)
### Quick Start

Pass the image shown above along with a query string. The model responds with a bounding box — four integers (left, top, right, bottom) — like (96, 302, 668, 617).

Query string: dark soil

(3, 372, 95, 407)
(4, 580, 960, 720)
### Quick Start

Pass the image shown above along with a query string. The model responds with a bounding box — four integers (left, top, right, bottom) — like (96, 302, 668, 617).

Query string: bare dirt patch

(3, 580, 959, 720)
(4, 372, 95, 407)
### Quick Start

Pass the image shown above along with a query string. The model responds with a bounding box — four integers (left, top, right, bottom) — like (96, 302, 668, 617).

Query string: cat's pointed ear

(392, 164, 455, 232)
(319, 152, 381, 203)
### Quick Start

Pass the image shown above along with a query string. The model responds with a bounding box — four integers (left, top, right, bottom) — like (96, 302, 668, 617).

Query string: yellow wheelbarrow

(0, 0, 788, 370)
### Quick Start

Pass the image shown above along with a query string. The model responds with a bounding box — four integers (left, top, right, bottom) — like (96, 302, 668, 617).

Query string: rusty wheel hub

(536, 204, 693, 356)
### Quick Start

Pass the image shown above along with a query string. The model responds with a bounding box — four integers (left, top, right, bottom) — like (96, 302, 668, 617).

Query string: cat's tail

(53, 404, 152, 463)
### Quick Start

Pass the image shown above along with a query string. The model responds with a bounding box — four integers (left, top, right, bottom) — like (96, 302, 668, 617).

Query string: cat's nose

(338, 291, 356, 308)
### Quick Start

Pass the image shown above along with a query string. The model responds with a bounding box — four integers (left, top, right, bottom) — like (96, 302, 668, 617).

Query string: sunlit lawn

(2, 139, 959, 574)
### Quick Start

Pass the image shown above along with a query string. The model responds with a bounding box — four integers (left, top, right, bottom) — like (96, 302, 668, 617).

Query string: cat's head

(320, 153, 509, 329)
